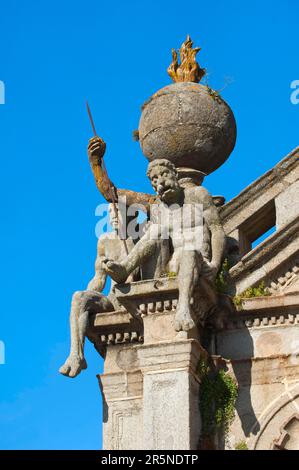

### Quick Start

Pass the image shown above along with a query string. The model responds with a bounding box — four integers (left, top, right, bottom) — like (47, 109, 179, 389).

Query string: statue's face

(149, 164, 181, 203)
(108, 203, 138, 236)
(108, 203, 120, 230)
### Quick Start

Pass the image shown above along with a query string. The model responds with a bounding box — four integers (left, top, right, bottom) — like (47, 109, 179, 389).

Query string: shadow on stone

(229, 326, 260, 437)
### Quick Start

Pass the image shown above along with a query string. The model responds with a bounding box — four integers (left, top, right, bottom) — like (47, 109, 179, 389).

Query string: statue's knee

(72, 290, 85, 304)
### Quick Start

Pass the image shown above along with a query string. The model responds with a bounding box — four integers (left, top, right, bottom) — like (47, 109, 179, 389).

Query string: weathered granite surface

(138, 82, 236, 174)
(92, 147, 299, 450)
(103, 158, 226, 333)
(61, 34, 299, 450)
(97, 305, 205, 450)
(94, 269, 299, 450)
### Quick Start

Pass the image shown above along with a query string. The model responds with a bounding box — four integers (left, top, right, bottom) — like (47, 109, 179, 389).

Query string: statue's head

(108, 203, 121, 230)
(147, 159, 181, 203)
(108, 202, 138, 236)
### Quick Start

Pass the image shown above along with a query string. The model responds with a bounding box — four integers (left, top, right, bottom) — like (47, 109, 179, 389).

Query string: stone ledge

(91, 310, 143, 346)
(269, 263, 299, 294)
(224, 289, 299, 330)
(111, 278, 179, 321)
(90, 287, 299, 344)
(113, 277, 178, 298)
(94, 310, 131, 327)
(240, 290, 299, 311)
(225, 312, 299, 330)
(220, 146, 299, 230)
(229, 214, 299, 291)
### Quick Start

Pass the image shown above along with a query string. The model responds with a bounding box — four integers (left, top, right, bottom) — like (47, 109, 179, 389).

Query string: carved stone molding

(272, 414, 299, 450)
(249, 383, 299, 450)
(225, 311, 299, 331)
(229, 215, 299, 295)
(220, 147, 299, 232)
(269, 262, 299, 294)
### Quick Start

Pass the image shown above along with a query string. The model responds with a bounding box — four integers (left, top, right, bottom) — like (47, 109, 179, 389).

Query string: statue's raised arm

(87, 136, 156, 212)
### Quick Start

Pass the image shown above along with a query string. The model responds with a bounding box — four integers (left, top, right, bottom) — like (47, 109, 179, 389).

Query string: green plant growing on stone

(167, 271, 177, 279)
(203, 76, 234, 105)
(198, 358, 238, 438)
(235, 440, 248, 450)
(233, 281, 270, 310)
(161, 271, 177, 279)
(215, 258, 230, 294)
(197, 356, 209, 378)
(205, 85, 222, 104)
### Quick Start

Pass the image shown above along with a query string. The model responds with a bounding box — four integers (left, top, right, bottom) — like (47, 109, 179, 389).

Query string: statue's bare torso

(104, 161, 225, 331)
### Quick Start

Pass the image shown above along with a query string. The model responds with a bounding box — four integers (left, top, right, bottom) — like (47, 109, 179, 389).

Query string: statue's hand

(202, 261, 219, 282)
(88, 136, 106, 163)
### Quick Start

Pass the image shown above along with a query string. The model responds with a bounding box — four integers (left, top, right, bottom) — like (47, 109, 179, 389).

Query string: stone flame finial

(167, 35, 206, 83)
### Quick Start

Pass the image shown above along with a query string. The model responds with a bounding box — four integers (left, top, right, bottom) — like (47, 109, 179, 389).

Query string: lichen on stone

(233, 281, 271, 310)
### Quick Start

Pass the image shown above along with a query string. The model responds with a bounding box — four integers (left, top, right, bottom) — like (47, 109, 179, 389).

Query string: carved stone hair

(147, 159, 178, 178)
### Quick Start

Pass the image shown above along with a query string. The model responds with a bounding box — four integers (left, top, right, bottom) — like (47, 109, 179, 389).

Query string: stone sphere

(138, 82, 237, 175)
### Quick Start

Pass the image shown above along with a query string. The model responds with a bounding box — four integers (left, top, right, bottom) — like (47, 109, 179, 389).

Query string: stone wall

(216, 299, 299, 449)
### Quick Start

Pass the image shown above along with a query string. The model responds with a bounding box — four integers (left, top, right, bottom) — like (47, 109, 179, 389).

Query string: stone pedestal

(94, 279, 206, 450)
(140, 340, 202, 450)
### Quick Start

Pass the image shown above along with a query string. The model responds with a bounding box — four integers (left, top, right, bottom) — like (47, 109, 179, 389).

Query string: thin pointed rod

(86, 101, 128, 255)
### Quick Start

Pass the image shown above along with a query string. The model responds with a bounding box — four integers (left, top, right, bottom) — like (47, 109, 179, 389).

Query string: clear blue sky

(0, 0, 298, 450)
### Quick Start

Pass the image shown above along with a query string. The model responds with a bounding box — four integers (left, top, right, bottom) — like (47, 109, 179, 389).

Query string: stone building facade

(218, 147, 299, 450)
(91, 147, 299, 450)
(61, 37, 298, 451)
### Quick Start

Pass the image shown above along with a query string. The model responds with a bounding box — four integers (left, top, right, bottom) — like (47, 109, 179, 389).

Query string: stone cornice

(219, 146, 299, 232)
(224, 294, 299, 330)
(269, 263, 299, 294)
(229, 214, 299, 286)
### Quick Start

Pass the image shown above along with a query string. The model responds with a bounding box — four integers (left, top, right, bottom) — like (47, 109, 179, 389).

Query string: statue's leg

(78, 293, 113, 351)
(59, 290, 83, 377)
(174, 250, 203, 332)
(141, 238, 170, 280)
(59, 291, 113, 378)
(104, 224, 166, 283)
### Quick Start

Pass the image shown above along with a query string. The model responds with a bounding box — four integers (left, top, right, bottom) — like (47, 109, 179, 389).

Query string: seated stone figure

(59, 203, 138, 378)
(103, 159, 225, 332)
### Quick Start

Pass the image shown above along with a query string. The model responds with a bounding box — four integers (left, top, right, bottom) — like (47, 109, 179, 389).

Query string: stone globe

(138, 81, 237, 175)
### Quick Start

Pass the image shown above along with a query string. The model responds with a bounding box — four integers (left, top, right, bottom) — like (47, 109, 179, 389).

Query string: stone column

(96, 293, 205, 450)
(100, 363, 144, 450)
(139, 338, 203, 450)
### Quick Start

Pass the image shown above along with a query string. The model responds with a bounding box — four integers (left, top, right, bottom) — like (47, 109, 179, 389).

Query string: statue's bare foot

(103, 260, 128, 284)
(59, 355, 87, 378)
(174, 305, 195, 332)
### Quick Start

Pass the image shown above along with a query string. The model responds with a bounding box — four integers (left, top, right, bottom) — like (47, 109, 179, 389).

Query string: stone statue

(83, 36, 235, 334)
(59, 36, 247, 452)
(59, 203, 138, 378)
(103, 159, 226, 332)
(87, 135, 155, 213)
(87, 37, 236, 214)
